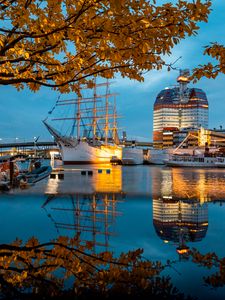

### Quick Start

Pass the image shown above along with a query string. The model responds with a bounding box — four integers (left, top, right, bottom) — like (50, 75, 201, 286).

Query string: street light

(33, 136, 40, 157)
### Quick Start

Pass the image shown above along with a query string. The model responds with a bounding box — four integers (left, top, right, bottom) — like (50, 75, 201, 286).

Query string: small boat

(17, 162, 52, 186)
(0, 156, 52, 191)
(0, 154, 28, 190)
(25, 165, 52, 184)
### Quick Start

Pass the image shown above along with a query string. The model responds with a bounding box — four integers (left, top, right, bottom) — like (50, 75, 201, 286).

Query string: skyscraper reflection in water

(152, 167, 209, 259)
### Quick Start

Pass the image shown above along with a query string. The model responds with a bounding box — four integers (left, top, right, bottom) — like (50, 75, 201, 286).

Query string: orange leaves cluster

(190, 248, 225, 288)
(2, 236, 225, 298)
(192, 43, 225, 81)
(0, 0, 212, 92)
(0, 236, 170, 298)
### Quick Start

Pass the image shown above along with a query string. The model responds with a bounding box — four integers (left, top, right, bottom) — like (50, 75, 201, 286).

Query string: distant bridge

(0, 141, 58, 149)
(0, 141, 153, 152)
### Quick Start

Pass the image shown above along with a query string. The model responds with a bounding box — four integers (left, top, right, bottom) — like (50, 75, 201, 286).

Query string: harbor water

(1, 163, 225, 299)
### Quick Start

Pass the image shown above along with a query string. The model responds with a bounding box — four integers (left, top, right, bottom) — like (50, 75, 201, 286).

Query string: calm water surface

(1, 164, 225, 299)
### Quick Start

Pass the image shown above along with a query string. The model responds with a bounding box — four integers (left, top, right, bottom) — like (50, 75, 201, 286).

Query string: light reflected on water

(44, 164, 122, 195)
(1, 165, 225, 299)
(152, 167, 225, 202)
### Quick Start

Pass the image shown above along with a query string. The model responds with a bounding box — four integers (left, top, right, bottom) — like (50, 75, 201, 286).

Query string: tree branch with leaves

(0, 0, 212, 93)
(0, 236, 192, 299)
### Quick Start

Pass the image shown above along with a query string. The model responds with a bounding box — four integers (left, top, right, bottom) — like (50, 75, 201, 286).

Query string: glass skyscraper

(153, 69, 208, 147)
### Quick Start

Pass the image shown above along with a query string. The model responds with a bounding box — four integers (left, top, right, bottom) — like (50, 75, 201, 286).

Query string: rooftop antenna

(170, 56, 182, 70)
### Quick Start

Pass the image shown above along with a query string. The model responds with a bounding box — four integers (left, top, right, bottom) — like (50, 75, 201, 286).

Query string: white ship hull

(121, 147, 143, 165)
(59, 140, 122, 164)
(147, 148, 205, 165)
(165, 157, 216, 167)
(147, 148, 175, 165)
(164, 154, 225, 168)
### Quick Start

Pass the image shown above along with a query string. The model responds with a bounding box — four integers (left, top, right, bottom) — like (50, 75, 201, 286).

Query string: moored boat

(121, 146, 144, 165)
(164, 153, 225, 168)
(214, 157, 225, 168)
(17, 160, 52, 187)
(146, 148, 174, 165)
(0, 154, 28, 189)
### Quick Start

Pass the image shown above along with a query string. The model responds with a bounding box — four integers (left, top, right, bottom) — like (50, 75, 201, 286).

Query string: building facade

(153, 69, 209, 148)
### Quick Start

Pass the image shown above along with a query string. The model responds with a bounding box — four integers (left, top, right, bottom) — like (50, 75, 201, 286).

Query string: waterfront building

(153, 69, 209, 148)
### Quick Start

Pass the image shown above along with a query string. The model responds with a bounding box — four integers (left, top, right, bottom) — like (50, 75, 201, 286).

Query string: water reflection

(1, 165, 225, 299)
(153, 197, 208, 259)
(43, 165, 225, 257)
(153, 167, 225, 202)
(151, 168, 223, 258)
(42, 192, 124, 252)
(3, 165, 225, 256)
(45, 164, 123, 195)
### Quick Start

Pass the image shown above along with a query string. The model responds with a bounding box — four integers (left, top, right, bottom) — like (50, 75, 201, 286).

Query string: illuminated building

(153, 69, 208, 148)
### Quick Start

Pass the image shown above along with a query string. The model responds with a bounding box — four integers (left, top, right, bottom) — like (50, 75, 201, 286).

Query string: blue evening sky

(0, 0, 225, 143)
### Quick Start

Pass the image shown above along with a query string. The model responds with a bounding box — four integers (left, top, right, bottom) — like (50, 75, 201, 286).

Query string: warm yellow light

(177, 76, 190, 82)
(198, 127, 208, 147)
(176, 247, 189, 254)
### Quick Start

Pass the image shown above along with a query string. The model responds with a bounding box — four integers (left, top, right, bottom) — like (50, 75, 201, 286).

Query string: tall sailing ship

(44, 80, 122, 164)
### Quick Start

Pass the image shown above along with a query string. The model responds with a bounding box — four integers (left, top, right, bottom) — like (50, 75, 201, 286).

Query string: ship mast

(113, 95, 118, 143)
(77, 91, 81, 140)
(45, 79, 120, 145)
(93, 79, 97, 143)
(105, 80, 110, 145)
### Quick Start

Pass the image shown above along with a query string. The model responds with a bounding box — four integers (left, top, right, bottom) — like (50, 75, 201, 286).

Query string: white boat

(121, 146, 144, 165)
(147, 148, 214, 166)
(215, 157, 225, 168)
(147, 131, 212, 165)
(147, 148, 175, 165)
(164, 153, 225, 168)
(44, 80, 122, 165)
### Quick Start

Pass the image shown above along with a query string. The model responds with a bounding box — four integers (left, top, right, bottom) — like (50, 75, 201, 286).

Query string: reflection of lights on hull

(59, 141, 122, 164)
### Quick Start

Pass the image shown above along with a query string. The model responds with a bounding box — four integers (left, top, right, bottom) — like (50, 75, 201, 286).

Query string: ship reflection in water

(45, 164, 123, 195)
(42, 193, 124, 253)
(42, 164, 125, 252)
